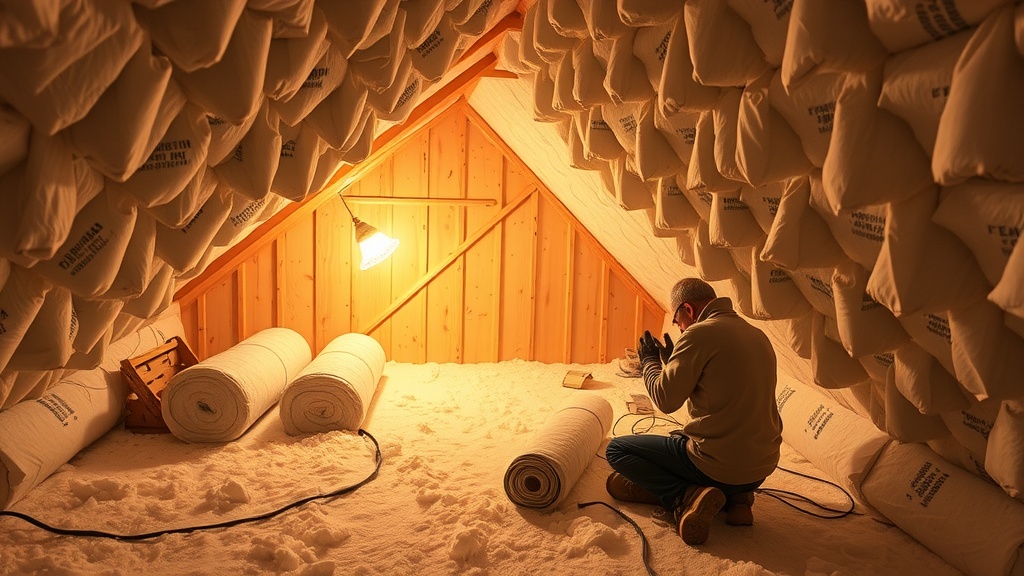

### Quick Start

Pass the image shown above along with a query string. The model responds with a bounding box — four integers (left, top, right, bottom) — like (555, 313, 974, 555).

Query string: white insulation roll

(162, 327, 311, 443)
(279, 332, 385, 436)
(503, 393, 612, 510)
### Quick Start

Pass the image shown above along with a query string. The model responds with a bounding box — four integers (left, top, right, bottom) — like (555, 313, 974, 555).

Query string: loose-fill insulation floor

(0, 360, 961, 575)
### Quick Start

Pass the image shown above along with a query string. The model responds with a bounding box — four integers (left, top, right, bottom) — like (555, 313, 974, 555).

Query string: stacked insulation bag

(0, 307, 187, 509)
(507, 0, 1024, 574)
(279, 332, 386, 435)
(0, 0, 520, 411)
(161, 327, 311, 443)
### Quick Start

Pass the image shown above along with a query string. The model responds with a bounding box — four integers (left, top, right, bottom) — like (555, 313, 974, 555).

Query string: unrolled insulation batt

(161, 327, 312, 443)
(279, 333, 385, 435)
(503, 393, 612, 510)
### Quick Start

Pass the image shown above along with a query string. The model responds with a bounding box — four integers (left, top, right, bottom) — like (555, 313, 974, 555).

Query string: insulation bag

(581, 0, 629, 41)
(0, 266, 50, 375)
(775, 374, 891, 501)
(933, 5, 1024, 186)
(348, 10, 407, 93)
(608, 156, 653, 211)
(681, 186, 713, 223)
(454, 0, 508, 37)
(708, 188, 763, 249)
(0, 134, 77, 267)
(990, 234, 1024, 321)
(0, 370, 55, 412)
(811, 313, 871, 390)
(893, 342, 970, 416)
(600, 101, 641, 158)
(0, 104, 29, 176)
(162, 327, 312, 443)
(860, 441, 1024, 576)
(409, 13, 461, 82)
(712, 88, 744, 184)
(683, 0, 768, 88)
(517, 3, 546, 71)
(932, 179, 1024, 287)
(213, 101, 282, 201)
(531, 67, 562, 123)
(655, 176, 699, 231)
(582, 107, 624, 162)
(632, 21, 674, 93)
(658, 12, 720, 116)
(691, 220, 739, 282)
(864, 0, 1001, 53)
(831, 261, 909, 358)
(635, 102, 683, 181)
(367, 56, 422, 121)
(725, 0, 790, 68)
(279, 332, 386, 435)
(154, 183, 233, 273)
(603, 30, 654, 105)
(686, 111, 741, 193)
(877, 31, 971, 156)
(566, 115, 603, 171)
(789, 267, 838, 319)
(654, 108, 697, 167)
(675, 229, 695, 267)
(212, 192, 271, 247)
(735, 71, 812, 187)
(768, 71, 842, 168)
(306, 71, 370, 150)
(174, 9, 272, 125)
(546, 0, 588, 40)
(0, 0, 59, 49)
(760, 176, 844, 271)
(749, 246, 813, 320)
(144, 166, 220, 229)
(250, 0, 315, 38)
(531, 0, 577, 64)
(403, 0, 446, 48)
(779, 0, 887, 90)
(941, 398, 1000, 471)
(207, 111, 259, 167)
(321, 0, 396, 57)
(883, 369, 949, 444)
(866, 186, 990, 317)
(133, 0, 246, 72)
(264, 7, 329, 102)
(551, 51, 583, 113)
(33, 188, 137, 299)
(739, 179, 784, 235)
(0, 309, 185, 509)
(70, 295, 124, 362)
(64, 40, 179, 183)
(898, 311, 957, 380)
(503, 393, 612, 510)
(571, 40, 610, 108)
(616, 0, 680, 27)
(948, 298, 1024, 403)
(271, 120, 323, 201)
(107, 102, 211, 209)
(859, 351, 895, 383)
(7, 286, 75, 373)
(987, 400, 1024, 502)
(821, 68, 933, 213)
(121, 259, 175, 320)
(807, 174, 886, 271)
(102, 211, 157, 301)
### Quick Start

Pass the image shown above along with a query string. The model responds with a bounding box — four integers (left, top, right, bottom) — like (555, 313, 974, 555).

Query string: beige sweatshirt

(643, 298, 782, 484)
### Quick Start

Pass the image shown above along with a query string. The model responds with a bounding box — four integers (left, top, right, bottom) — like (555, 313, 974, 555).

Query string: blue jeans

(605, 434, 764, 510)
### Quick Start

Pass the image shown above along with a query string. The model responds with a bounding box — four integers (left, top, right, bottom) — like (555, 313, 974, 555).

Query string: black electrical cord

(0, 429, 383, 541)
(756, 466, 860, 519)
(578, 501, 658, 576)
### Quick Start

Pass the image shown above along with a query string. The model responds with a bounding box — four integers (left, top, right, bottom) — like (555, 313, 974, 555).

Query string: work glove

(659, 330, 675, 360)
(637, 331, 661, 366)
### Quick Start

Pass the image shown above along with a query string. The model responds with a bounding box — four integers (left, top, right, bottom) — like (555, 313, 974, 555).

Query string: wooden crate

(120, 337, 198, 434)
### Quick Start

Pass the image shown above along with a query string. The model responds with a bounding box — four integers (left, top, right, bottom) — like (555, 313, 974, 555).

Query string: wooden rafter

(174, 13, 524, 308)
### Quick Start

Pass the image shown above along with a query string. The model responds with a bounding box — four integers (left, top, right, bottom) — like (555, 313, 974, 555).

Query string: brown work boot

(723, 491, 755, 526)
(673, 485, 726, 545)
(606, 472, 661, 505)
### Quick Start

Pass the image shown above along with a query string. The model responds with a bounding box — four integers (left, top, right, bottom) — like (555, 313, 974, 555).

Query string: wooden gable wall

(174, 100, 665, 365)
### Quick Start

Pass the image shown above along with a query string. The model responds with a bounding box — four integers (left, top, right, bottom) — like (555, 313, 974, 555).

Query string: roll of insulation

(503, 393, 612, 510)
(162, 328, 311, 443)
(279, 333, 385, 436)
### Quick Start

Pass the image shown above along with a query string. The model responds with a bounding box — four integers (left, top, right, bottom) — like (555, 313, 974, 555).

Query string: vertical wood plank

(499, 192, 536, 361)
(533, 193, 570, 364)
(351, 168, 395, 351)
(204, 275, 237, 357)
(179, 300, 199, 351)
(462, 116, 504, 363)
(196, 294, 208, 359)
(389, 131, 429, 363)
(236, 264, 248, 343)
(562, 228, 575, 363)
(278, 215, 316, 351)
(606, 272, 636, 364)
(570, 232, 603, 363)
(426, 112, 466, 363)
(315, 194, 353, 352)
(242, 242, 277, 339)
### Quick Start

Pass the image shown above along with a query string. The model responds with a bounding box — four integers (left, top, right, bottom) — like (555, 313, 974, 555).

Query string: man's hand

(657, 332, 674, 364)
(637, 331, 661, 366)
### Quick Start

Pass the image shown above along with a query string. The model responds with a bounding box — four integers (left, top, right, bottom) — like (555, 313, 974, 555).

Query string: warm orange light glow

(353, 218, 399, 270)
